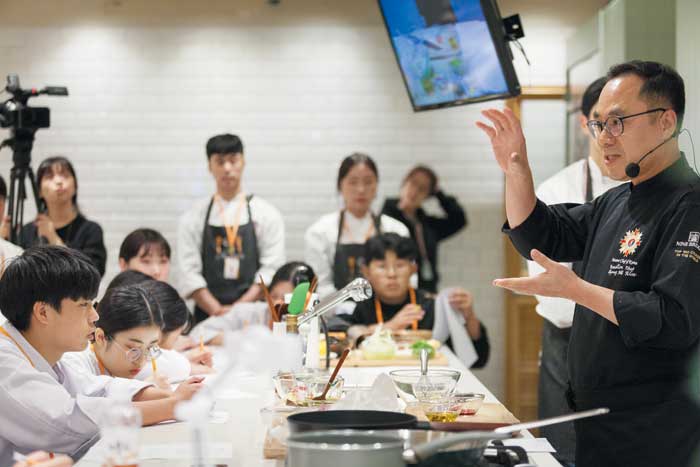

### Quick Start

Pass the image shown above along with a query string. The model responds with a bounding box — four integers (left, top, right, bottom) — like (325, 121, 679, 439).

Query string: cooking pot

(286, 408, 608, 467)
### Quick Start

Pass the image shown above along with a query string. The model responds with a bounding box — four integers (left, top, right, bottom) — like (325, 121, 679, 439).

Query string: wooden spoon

(312, 348, 350, 401)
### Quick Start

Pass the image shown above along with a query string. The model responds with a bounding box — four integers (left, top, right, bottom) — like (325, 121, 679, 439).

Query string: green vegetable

(411, 340, 435, 359)
(287, 282, 310, 315)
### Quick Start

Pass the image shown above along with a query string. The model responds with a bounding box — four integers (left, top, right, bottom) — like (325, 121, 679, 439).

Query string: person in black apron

(536, 77, 610, 466)
(332, 209, 382, 290)
(194, 194, 260, 323)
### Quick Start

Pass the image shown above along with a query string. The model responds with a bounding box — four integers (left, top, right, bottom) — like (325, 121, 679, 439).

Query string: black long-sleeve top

(344, 289, 490, 369)
(19, 214, 107, 277)
(504, 156, 700, 406)
(381, 191, 467, 292)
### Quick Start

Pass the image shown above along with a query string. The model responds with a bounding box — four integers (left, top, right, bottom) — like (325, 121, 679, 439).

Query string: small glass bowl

(272, 373, 296, 400)
(421, 397, 461, 423)
(284, 373, 345, 406)
(451, 392, 485, 416)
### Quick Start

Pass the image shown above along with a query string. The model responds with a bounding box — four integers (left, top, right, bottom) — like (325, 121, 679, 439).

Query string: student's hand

(173, 335, 196, 352)
(35, 214, 62, 245)
(476, 108, 530, 177)
(191, 363, 216, 375)
(13, 451, 73, 467)
(173, 376, 205, 402)
(186, 347, 214, 367)
(0, 215, 10, 240)
(386, 304, 425, 331)
(147, 373, 172, 391)
(448, 288, 475, 321)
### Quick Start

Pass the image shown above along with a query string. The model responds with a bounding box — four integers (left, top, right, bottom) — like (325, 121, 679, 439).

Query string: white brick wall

(0, 0, 569, 398)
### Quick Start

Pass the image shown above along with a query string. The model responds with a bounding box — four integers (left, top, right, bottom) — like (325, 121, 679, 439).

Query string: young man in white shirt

(0, 246, 202, 465)
(177, 134, 285, 323)
(527, 77, 621, 465)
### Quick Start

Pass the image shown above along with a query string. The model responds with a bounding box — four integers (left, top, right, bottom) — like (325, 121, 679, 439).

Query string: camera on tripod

(0, 74, 68, 243)
(0, 74, 65, 130)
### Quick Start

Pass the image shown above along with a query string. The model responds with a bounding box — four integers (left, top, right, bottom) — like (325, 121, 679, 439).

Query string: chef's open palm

(475, 108, 530, 176)
(387, 304, 424, 330)
(493, 249, 579, 299)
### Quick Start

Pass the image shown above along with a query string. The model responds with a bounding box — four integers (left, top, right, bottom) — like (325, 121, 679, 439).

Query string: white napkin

(432, 288, 478, 368)
(332, 373, 401, 412)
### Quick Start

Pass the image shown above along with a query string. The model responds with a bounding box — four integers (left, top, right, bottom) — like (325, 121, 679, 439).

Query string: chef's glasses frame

(586, 108, 667, 138)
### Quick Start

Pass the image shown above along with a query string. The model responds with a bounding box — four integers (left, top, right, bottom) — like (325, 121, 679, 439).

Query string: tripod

(0, 127, 42, 244)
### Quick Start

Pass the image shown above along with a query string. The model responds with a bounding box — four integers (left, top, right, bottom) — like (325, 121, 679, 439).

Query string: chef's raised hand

(493, 249, 580, 299)
(476, 108, 537, 228)
(386, 304, 425, 331)
(475, 108, 530, 176)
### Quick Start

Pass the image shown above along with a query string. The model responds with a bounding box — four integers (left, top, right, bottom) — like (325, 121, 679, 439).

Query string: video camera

(0, 74, 68, 243)
(0, 74, 66, 131)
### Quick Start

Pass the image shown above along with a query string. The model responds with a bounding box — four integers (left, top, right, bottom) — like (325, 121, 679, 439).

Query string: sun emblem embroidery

(619, 228, 643, 257)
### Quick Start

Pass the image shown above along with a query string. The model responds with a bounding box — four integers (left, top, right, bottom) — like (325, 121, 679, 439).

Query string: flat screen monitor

(378, 0, 521, 111)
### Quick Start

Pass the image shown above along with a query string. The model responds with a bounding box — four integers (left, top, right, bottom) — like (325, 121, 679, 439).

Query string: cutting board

(323, 349, 449, 367)
(406, 402, 520, 431)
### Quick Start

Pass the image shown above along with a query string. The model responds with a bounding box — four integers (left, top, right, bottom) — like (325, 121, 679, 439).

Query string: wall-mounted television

(378, 0, 521, 111)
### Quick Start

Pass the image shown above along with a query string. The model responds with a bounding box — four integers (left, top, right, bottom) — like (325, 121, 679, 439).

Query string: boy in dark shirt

(346, 233, 489, 368)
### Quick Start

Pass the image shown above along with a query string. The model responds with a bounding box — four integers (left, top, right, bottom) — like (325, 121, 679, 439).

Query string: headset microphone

(624, 136, 675, 178)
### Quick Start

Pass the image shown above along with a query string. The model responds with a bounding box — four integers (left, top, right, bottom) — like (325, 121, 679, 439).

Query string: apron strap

(200, 196, 216, 267)
(374, 288, 418, 328)
(585, 158, 593, 203)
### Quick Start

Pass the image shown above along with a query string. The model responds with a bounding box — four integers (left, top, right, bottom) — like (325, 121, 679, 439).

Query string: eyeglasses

(586, 108, 667, 138)
(110, 339, 162, 363)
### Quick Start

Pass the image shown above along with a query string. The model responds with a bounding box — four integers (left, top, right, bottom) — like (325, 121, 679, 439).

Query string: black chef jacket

(504, 156, 700, 467)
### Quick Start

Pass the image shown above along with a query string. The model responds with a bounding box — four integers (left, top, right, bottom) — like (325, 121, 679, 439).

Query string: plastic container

(100, 391, 141, 467)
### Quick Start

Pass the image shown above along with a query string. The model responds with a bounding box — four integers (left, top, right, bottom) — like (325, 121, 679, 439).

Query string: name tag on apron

(223, 256, 240, 280)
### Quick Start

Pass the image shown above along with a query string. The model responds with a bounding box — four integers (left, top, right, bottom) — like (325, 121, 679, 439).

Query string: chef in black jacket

(381, 165, 467, 293)
(476, 60, 700, 467)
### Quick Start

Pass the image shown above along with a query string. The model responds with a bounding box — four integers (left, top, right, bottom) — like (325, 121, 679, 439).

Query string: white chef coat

(527, 157, 622, 328)
(135, 348, 191, 383)
(0, 323, 151, 466)
(304, 210, 410, 300)
(176, 191, 286, 299)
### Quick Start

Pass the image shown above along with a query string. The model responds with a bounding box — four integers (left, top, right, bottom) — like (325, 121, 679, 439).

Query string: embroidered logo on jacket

(619, 228, 643, 257)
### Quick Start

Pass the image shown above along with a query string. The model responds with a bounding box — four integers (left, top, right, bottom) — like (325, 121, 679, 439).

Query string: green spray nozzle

(287, 282, 310, 315)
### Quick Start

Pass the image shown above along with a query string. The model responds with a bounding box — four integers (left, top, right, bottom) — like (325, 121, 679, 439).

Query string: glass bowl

(421, 397, 461, 423)
(452, 392, 485, 416)
(284, 372, 345, 407)
(389, 369, 461, 403)
(272, 373, 296, 400)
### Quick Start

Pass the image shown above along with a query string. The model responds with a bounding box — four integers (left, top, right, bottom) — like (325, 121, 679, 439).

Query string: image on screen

(379, 0, 517, 110)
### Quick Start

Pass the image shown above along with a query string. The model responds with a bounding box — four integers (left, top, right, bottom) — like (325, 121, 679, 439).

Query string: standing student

(477, 61, 700, 467)
(382, 165, 467, 292)
(0, 247, 202, 465)
(18, 157, 107, 276)
(118, 228, 171, 282)
(305, 153, 409, 300)
(177, 134, 285, 323)
(527, 77, 621, 465)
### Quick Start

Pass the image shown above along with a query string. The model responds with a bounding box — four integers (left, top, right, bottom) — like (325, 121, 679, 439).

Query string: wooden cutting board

(323, 350, 449, 367)
(406, 402, 520, 431)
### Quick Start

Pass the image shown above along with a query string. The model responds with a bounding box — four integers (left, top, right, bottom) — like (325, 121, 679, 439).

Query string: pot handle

(403, 431, 511, 464)
(493, 407, 609, 435)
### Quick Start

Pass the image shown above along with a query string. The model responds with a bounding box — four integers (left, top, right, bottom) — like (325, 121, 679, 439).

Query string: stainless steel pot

(286, 408, 609, 467)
